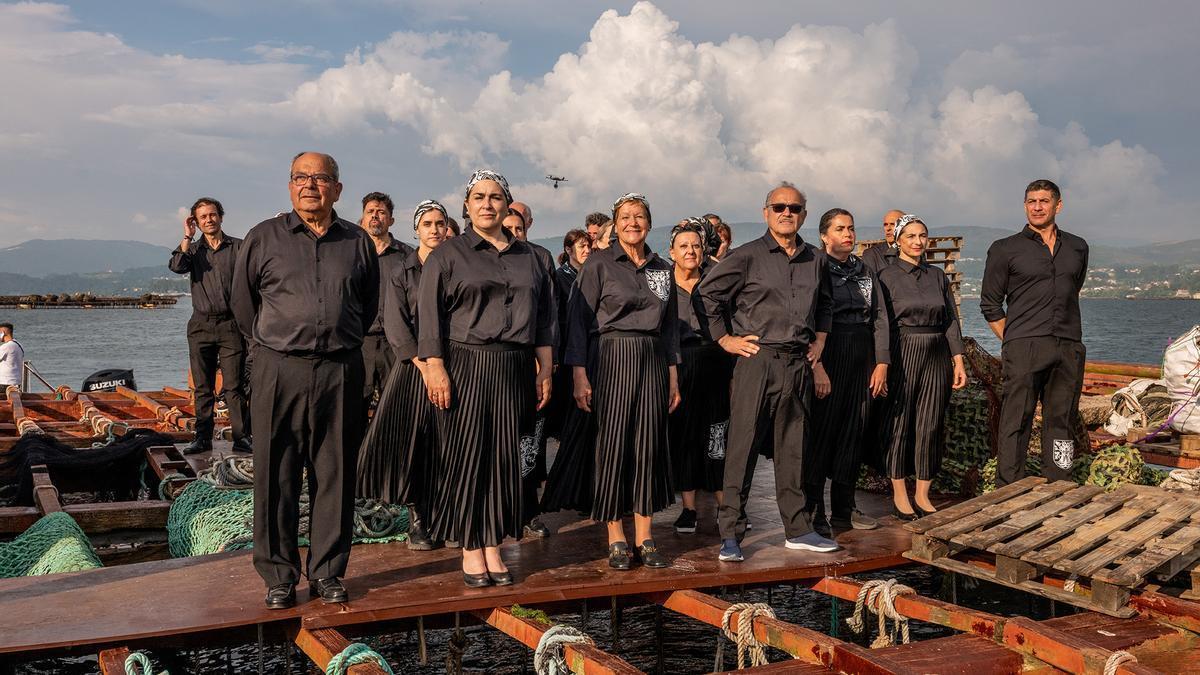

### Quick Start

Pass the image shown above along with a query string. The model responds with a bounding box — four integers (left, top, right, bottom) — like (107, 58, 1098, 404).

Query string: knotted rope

(845, 579, 916, 648)
(1103, 650, 1137, 675)
(326, 642, 394, 675)
(123, 651, 167, 675)
(533, 624, 594, 675)
(157, 472, 188, 500)
(720, 602, 776, 668)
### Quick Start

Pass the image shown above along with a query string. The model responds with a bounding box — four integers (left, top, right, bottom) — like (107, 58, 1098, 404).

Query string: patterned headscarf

(610, 192, 652, 225)
(669, 218, 705, 248)
(893, 213, 925, 242)
(462, 169, 513, 223)
(412, 199, 447, 230)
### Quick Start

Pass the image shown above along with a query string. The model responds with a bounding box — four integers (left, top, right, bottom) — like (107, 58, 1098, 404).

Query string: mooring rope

(157, 472, 188, 500)
(197, 455, 254, 489)
(326, 642, 394, 675)
(845, 579, 916, 648)
(720, 602, 776, 668)
(533, 624, 594, 675)
(123, 651, 167, 675)
(1103, 649, 1137, 675)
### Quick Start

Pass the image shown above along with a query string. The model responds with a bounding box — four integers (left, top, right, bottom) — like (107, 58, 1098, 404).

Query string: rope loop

(533, 624, 594, 675)
(845, 579, 916, 648)
(326, 642, 394, 675)
(157, 472, 189, 500)
(1103, 650, 1137, 675)
(123, 651, 166, 675)
(720, 602, 776, 668)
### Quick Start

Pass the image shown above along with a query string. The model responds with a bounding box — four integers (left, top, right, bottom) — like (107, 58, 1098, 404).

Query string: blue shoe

(718, 539, 744, 562)
(784, 532, 840, 552)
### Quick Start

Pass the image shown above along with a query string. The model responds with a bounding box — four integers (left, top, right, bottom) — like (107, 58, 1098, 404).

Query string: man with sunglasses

(699, 182, 837, 563)
(232, 151, 380, 610)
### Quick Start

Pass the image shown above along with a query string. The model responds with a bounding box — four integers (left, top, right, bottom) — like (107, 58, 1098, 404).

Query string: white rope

(1103, 650, 1137, 675)
(1162, 467, 1200, 491)
(533, 624, 593, 675)
(845, 579, 916, 648)
(1064, 573, 1079, 593)
(720, 602, 776, 668)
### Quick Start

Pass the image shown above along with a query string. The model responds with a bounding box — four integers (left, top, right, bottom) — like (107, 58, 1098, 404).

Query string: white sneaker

(784, 532, 839, 552)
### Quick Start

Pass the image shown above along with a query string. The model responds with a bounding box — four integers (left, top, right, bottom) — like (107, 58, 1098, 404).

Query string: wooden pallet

(905, 477, 1200, 616)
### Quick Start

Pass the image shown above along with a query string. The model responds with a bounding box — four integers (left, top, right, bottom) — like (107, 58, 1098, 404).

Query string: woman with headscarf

(418, 170, 555, 587)
(876, 214, 968, 520)
(803, 208, 889, 535)
(560, 193, 681, 570)
(667, 218, 733, 534)
(355, 200, 447, 549)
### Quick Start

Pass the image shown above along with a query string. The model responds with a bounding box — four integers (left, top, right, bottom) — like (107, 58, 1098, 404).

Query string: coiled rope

(533, 624, 594, 675)
(326, 642, 394, 675)
(157, 472, 188, 500)
(123, 651, 166, 675)
(720, 602, 776, 668)
(845, 579, 915, 648)
(1162, 467, 1200, 491)
(197, 455, 254, 489)
(1103, 650, 1137, 675)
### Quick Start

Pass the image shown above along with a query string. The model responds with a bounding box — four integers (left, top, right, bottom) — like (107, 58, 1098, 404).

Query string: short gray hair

(764, 181, 805, 206)
(290, 151, 340, 181)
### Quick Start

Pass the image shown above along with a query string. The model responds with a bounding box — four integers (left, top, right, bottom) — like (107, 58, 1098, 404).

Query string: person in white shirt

(0, 323, 24, 388)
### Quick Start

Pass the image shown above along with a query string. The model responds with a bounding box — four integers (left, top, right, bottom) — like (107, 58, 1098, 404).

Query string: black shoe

(674, 508, 698, 534)
(407, 518, 438, 551)
(892, 506, 919, 522)
(182, 437, 213, 455)
(830, 509, 879, 530)
(637, 540, 670, 569)
(308, 577, 348, 604)
(231, 437, 253, 454)
(265, 583, 295, 610)
(915, 505, 938, 518)
(463, 571, 492, 588)
(811, 512, 832, 538)
(488, 571, 514, 586)
(608, 542, 633, 570)
(524, 516, 551, 538)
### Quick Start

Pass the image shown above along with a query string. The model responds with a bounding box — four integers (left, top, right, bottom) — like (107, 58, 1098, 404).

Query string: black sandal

(608, 542, 633, 570)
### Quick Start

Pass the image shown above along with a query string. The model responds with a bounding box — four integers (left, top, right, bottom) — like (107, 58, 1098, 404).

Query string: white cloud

(247, 42, 333, 62)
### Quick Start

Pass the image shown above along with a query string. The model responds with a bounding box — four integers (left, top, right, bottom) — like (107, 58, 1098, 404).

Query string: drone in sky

(546, 175, 568, 189)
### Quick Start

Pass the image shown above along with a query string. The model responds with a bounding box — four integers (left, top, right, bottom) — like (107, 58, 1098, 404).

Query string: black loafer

(608, 542, 633, 570)
(523, 516, 551, 538)
(407, 518, 438, 551)
(231, 437, 253, 454)
(265, 583, 295, 610)
(488, 571, 514, 586)
(182, 437, 213, 455)
(463, 572, 492, 588)
(915, 505, 938, 518)
(309, 577, 348, 604)
(637, 540, 670, 569)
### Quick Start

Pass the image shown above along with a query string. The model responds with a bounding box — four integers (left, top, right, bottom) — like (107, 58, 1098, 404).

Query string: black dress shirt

(565, 244, 681, 367)
(980, 225, 1089, 343)
(877, 259, 964, 356)
(698, 232, 833, 350)
(674, 270, 716, 346)
(382, 248, 424, 361)
(416, 226, 555, 359)
(169, 234, 241, 316)
(231, 210, 379, 355)
(368, 237, 414, 336)
(553, 261, 580, 361)
(861, 242, 897, 276)
(826, 254, 891, 364)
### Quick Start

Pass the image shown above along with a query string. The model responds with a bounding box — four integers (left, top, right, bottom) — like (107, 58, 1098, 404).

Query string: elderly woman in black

(418, 170, 555, 587)
(668, 218, 733, 534)
(803, 209, 889, 535)
(356, 200, 447, 550)
(567, 193, 680, 569)
(877, 214, 968, 519)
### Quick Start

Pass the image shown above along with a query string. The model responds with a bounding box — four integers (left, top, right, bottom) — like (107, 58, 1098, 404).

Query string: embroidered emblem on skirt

(707, 420, 728, 460)
(1052, 438, 1074, 470)
(519, 417, 545, 478)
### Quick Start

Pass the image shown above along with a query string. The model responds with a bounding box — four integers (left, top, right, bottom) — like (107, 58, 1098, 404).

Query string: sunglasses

(767, 203, 806, 215)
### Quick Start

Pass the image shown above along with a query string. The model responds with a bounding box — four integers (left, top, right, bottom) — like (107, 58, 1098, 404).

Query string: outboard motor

(81, 368, 137, 393)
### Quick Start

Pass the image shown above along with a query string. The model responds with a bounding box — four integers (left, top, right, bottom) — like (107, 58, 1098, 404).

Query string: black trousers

(361, 333, 394, 418)
(996, 336, 1086, 486)
(719, 345, 813, 541)
(187, 313, 248, 440)
(251, 346, 365, 587)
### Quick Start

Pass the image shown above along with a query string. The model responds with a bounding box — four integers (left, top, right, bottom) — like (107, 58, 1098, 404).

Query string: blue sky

(1, 1, 1197, 249)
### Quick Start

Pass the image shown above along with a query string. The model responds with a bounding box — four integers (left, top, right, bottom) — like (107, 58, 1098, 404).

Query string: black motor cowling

(81, 368, 136, 393)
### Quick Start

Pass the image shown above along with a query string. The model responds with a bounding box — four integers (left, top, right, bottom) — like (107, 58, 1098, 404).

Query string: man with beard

(360, 192, 412, 424)
(862, 209, 904, 274)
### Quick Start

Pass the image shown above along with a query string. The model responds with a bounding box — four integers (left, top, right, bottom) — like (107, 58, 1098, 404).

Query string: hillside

(0, 239, 173, 277)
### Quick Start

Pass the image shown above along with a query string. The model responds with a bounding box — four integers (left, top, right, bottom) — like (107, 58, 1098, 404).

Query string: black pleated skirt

(355, 359, 435, 508)
(541, 351, 597, 515)
(591, 334, 673, 522)
(880, 330, 953, 480)
(542, 363, 575, 441)
(809, 326, 877, 486)
(428, 342, 535, 549)
(669, 342, 732, 493)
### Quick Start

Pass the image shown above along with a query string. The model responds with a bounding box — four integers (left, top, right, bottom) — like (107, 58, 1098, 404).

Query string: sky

(1, 0, 1197, 249)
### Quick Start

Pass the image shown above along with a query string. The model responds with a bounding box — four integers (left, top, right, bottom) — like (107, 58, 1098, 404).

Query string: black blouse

(674, 268, 715, 346)
(416, 226, 555, 359)
(877, 259, 964, 356)
(565, 244, 681, 367)
(382, 248, 423, 361)
(553, 261, 580, 361)
(826, 254, 891, 364)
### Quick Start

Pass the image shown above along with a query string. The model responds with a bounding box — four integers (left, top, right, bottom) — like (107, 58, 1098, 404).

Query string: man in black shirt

(981, 179, 1089, 486)
(699, 182, 837, 562)
(861, 209, 903, 274)
(359, 191, 412, 423)
(168, 197, 251, 454)
(232, 152, 379, 610)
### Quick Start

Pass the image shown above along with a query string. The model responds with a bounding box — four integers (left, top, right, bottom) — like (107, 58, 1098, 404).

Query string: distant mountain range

(0, 239, 173, 277)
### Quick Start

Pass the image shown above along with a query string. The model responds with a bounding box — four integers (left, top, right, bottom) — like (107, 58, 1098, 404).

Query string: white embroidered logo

(519, 417, 545, 478)
(645, 269, 671, 302)
(855, 277, 873, 304)
(1052, 439, 1074, 470)
(707, 420, 728, 460)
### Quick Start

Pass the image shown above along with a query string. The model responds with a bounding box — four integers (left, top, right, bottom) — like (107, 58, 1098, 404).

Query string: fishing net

(932, 383, 993, 496)
(979, 444, 1166, 494)
(0, 511, 102, 578)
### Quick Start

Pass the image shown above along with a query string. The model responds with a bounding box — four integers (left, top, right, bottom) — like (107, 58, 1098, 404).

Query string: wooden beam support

(472, 606, 643, 675)
(98, 647, 131, 675)
(0, 500, 172, 536)
(115, 386, 194, 432)
(30, 464, 61, 515)
(1130, 590, 1200, 635)
(293, 626, 392, 674)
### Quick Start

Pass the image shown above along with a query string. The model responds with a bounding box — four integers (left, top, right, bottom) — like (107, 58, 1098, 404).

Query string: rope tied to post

(845, 578, 916, 648)
(533, 624, 594, 675)
(1103, 650, 1137, 675)
(326, 642, 394, 675)
(720, 602, 776, 668)
(123, 651, 168, 675)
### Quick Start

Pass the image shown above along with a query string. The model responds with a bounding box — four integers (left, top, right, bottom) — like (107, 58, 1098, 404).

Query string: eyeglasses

(290, 173, 336, 187)
(767, 203, 806, 215)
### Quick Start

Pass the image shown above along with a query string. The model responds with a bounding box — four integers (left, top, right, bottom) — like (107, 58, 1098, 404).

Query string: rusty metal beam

(97, 647, 131, 675)
(293, 627, 392, 675)
(1130, 590, 1200, 635)
(115, 386, 194, 432)
(471, 606, 643, 675)
(808, 576, 1006, 639)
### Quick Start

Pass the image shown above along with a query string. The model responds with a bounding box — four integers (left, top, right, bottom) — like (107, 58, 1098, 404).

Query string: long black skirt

(591, 334, 673, 522)
(541, 352, 597, 514)
(668, 342, 732, 493)
(427, 342, 535, 549)
(880, 330, 953, 480)
(809, 326, 877, 486)
(355, 359, 434, 509)
(542, 364, 574, 441)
